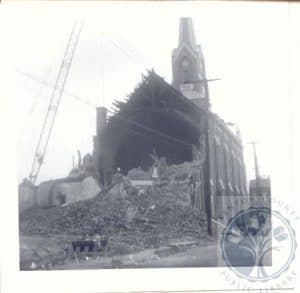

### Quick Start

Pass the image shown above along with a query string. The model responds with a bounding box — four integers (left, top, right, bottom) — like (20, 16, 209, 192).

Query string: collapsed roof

(97, 70, 208, 174)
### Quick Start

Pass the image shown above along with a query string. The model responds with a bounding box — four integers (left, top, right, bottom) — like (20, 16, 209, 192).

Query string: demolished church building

(93, 18, 250, 225)
(94, 71, 247, 193)
(19, 18, 254, 228)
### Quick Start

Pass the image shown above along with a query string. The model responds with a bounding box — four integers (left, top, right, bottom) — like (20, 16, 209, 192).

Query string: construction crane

(29, 20, 83, 184)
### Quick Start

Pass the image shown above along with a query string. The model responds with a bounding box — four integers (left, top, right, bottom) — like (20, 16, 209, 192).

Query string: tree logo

(221, 207, 296, 282)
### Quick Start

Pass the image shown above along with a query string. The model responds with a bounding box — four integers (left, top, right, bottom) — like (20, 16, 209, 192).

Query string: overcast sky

(1, 1, 299, 199)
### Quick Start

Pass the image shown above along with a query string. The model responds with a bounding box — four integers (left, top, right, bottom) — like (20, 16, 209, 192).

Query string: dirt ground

(19, 234, 76, 270)
(19, 233, 217, 270)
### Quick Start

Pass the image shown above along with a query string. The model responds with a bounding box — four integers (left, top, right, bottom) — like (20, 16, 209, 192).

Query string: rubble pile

(20, 161, 207, 249)
(127, 167, 152, 180)
(166, 161, 201, 180)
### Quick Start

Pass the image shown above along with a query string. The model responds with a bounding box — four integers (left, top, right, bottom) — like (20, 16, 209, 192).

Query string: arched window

(230, 152, 236, 194)
(214, 136, 225, 192)
(223, 144, 232, 196)
(181, 57, 192, 84)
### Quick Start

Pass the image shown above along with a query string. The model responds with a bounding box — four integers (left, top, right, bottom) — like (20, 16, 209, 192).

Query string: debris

(20, 161, 207, 255)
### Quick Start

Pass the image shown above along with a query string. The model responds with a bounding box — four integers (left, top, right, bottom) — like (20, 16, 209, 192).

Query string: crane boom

(29, 20, 82, 184)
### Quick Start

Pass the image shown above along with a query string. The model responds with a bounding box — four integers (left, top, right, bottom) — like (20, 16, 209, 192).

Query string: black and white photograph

(0, 1, 299, 292)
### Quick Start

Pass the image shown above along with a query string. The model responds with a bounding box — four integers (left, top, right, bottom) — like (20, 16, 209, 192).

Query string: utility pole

(203, 78, 213, 236)
(191, 77, 219, 236)
(247, 142, 262, 196)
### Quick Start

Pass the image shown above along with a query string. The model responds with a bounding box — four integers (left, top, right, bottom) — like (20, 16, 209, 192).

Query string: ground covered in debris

(19, 162, 208, 269)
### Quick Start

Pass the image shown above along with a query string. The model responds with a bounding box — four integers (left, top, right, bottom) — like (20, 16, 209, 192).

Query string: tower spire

(172, 17, 208, 108)
(178, 17, 197, 49)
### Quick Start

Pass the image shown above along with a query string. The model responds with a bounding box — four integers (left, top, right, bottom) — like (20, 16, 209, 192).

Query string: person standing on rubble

(188, 174, 198, 207)
(114, 167, 126, 197)
(152, 162, 160, 180)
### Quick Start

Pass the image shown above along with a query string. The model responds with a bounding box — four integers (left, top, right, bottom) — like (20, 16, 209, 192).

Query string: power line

(17, 69, 98, 108)
(103, 36, 148, 69)
(20, 67, 198, 150)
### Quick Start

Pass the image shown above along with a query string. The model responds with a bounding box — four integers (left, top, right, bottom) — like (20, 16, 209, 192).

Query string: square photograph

(12, 2, 295, 277)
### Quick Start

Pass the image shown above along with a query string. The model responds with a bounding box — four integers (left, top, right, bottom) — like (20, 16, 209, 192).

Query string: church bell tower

(172, 17, 208, 108)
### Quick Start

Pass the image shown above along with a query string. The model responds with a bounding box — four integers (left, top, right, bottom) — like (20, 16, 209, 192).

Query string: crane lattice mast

(29, 20, 82, 184)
